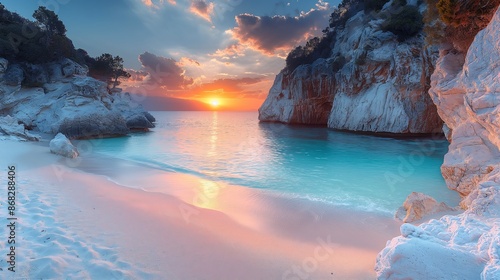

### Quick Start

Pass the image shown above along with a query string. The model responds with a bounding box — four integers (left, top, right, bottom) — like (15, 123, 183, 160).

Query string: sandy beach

(0, 139, 401, 279)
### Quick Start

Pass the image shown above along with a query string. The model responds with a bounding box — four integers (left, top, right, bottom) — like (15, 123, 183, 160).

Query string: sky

(1, 0, 340, 111)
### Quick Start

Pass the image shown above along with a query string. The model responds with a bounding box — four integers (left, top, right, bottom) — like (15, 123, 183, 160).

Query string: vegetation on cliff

(424, 0, 500, 51)
(285, 0, 424, 72)
(0, 3, 130, 89)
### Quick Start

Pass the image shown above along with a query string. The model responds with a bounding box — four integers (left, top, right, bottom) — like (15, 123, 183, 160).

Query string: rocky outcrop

(258, 59, 335, 124)
(49, 133, 79, 158)
(0, 115, 40, 141)
(376, 6, 500, 279)
(0, 59, 155, 139)
(394, 192, 455, 223)
(259, 3, 442, 134)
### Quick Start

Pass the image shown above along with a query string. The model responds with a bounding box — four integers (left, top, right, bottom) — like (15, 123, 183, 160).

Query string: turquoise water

(88, 111, 460, 215)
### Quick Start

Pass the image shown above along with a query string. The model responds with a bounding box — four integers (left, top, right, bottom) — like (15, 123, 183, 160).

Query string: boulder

(111, 92, 156, 131)
(61, 58, 88, 77)
(126, 114, 155, 130)
(144, 112, 156, 123)
(395, 192, 455, 223)
(58, 113, 130, 139)
(49, 133, 79, 158)
(0, 115, 40, 141)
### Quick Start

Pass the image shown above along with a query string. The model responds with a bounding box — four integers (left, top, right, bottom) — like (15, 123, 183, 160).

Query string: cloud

(228, 1, 330, 55)
(178, 57, 201, 67)
(126, 68, 149, 82)
(191, 77, 266, 97)
(189, 0, 215, 23)
(210, 43, 246, 59)
(134, 52, 194, 91)
(141, 0, 175, 8)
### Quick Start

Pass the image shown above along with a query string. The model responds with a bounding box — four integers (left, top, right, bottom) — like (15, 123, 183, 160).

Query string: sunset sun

(210, 99, 220, 108)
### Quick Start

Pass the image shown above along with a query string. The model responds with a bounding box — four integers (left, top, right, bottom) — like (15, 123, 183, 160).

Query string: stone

(395, 192, 455, 223)
(61, 58, 88, 77)
(126, 114, 155, 130)
(49, 133, 79, 158)
(0, 115, 40, 141)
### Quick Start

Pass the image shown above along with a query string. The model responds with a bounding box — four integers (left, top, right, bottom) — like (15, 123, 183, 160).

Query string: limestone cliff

(0, 58, 155, 139)
(376, 6, 500, 279)
(259, 2, 443, 134)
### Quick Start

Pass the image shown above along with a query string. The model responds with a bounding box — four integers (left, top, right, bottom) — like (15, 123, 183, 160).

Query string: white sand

(0, 140, 401, 279)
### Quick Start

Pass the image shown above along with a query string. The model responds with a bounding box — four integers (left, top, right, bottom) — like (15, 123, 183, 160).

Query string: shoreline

(1, 139, 403, 279)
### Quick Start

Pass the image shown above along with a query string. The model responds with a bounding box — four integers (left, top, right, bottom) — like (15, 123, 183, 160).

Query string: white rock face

(0, 59, 154, 139)
(377, 7, 500, 279)
(49, 133, 79, 158)
(0, 115, 40, 141)
(395, 192, 455, 223)
(259, 5, 442, 133)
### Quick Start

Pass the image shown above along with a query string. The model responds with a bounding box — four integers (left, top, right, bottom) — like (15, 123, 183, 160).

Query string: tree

(434, 0, 500, 51)
(382, 5, 423, 41)
(33, 6, 66, 36)
(90, 53, 131, 90)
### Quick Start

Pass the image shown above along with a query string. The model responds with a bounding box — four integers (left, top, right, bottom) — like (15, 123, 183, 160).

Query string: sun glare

(210, 99, 220, 108)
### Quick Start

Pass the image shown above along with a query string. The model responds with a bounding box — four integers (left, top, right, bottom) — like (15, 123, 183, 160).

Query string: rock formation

(0, 115, 40, 141)
(376, 6, 500, 279)
(394, 192, 455, 223)
(49, 133, 79, 158)
(0, 58, 155, 139)
(259, 2, 443, 134)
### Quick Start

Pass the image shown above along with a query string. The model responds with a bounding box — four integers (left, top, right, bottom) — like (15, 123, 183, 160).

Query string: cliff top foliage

(425, 0, 500, 51)
(285, 0, 424, 72)
(0, 3, 130, 89)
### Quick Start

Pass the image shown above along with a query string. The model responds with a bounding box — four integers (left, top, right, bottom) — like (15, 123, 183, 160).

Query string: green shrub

(285, 35, 332, 72)
(437, 0, 500, 27)
(392, 0, 407, 7)
(382, 6, 423, 41)
(423, 0, 446, 45)
(364, 0, 390, 12)
(329, 0, 363, 29)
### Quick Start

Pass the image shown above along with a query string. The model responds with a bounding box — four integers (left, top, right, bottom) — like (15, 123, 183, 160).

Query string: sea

(86, 111, 460, 216)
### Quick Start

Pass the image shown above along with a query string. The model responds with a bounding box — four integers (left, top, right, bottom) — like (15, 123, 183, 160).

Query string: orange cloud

(210, 43, 246, 59)
(178, 57, 201, 67)
(189, 77, 270, 99)
(141, 0, 175, 9)
(189, 0, 215, 23)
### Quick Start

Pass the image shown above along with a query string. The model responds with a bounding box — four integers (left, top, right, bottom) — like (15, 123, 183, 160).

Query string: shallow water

(87, 111, 460, 215)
